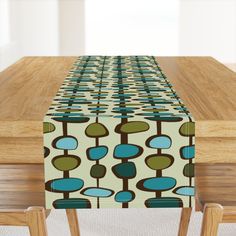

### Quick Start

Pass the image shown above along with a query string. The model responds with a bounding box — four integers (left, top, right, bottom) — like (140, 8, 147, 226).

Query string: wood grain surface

(0, 57, 236, 163)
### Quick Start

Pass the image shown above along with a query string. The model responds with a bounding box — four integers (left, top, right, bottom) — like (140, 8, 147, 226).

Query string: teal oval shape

(53, 198, 91, 209)
(54, 136, 78, 150)
(47, 178, 84, 192)
(145, 197, 183, 208)
(112, 162, 136, 179)
(146, 135, 172, 149)
(180, 145, 195, 159)
(137, 177, 176, 191)
(87, 146, 108, 160)
(115, 191, 134, 203)
(146, 116, 183, 122)
(174, 186, 195, 196)
(52, 117, 90, 123)
(114, 144, 142, 159)
(81, 187, 113, 198)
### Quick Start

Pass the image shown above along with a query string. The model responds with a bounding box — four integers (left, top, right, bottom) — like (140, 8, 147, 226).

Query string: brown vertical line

(136, 57, 163, 200)
(189, 134, 194, 207)
(62, 121, 69, 179)
(189, 135, 193, 146)
(117, 57, 129, 208)
(189, 196, 192, 208)
(61, 57, 90, 202)
(96, 138, 100, 189)
(95, 57, 106, 208)
(157, 120, 162, 155)
(63, 171, 69, 179)
(156, 121, 162, 198)
(62, 121, 68, 136)
(96, 56, 106, 120)
(189, 163, 193, 207)
(95, 137, 99, 147)
(121, 128, 129, 207)
(64, 192, 69, 199)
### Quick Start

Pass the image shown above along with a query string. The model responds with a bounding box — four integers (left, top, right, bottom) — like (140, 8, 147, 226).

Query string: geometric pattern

(44, 56, 195, 209)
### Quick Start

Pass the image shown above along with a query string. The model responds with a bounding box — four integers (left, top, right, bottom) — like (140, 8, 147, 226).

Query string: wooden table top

(0, 56, 236, 138)
(0, 58, 235, 210)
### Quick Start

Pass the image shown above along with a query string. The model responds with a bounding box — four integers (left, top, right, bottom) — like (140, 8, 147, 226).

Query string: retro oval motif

(180, 145, 195, 159)
(52, 155, 81, 171)
(145, 154, 174, 170)
(173, 186, 195, 196)
(85, 123, 109, 137)
(112, 162, 136, 179)
(146, 135, 172, 149)
(145, 197, 183, 208)
(46, 178, 84, 193)
(113, 144, 143, 159)
(53, 198, 91, 209)
(137, 177, 176, 192)
(43, 122, 55, 133)
(179, 122, 195, 136)
(90, 164, 106, 178)
(81, 187, 114, 198)
(115, 121, 149, 134)
(53, 136, 78, 150)
(87, 146, 108, 160)
(115, 191, 135, 203)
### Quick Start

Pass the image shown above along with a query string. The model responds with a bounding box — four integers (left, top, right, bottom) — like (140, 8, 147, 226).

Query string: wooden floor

(0, 164, 235, 210)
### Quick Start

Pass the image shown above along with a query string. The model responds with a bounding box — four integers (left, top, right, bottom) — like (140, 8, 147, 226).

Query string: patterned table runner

(44, 56, 195, 209)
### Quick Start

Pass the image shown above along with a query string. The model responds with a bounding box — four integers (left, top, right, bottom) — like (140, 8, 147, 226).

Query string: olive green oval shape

(85, 123, 109, 137)
(145, 155, 174, 170)
(183, 163, 194, 177)
(43, 122, 55, 133)
(116, 121, 149, 134)
(90, 164, 106, 178)
(179, 122, 195, 136)
(52, 156, 81, 171)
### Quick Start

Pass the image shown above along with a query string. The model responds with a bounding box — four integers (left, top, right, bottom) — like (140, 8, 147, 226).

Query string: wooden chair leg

(66, 209, 80, 236)
(200, 203, 223, 236)
(26, 207, 48, 236)
(178, 207, 192, 236)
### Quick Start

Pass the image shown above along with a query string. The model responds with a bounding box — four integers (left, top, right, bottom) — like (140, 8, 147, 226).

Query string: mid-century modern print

(44, 56, 195, 209)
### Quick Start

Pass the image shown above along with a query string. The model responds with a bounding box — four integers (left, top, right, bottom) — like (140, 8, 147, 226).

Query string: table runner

(44, 56, 195, 209)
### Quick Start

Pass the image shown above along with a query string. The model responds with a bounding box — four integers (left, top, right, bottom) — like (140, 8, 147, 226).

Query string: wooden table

(0, 57, 236, 164)
(0, 57, 236, 236)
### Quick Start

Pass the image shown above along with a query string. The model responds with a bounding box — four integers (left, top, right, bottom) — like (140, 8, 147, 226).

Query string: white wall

(179, 0, 236, 63)
(85, 0, 180, 55)
(0, 0, 59, 71)
(0, 0, 86, 71)
(13, 0, 59, 56)
(1, 0, 236, 71)
(58, 0, 85, 55)
(85, 0, 236, 63)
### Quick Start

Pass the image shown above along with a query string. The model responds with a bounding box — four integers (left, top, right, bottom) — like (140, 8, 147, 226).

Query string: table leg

(26, 207, 48, 236)
(66, 209, 80, 236)
(178, 207, 192, 236)
(200, 203, 223, 236)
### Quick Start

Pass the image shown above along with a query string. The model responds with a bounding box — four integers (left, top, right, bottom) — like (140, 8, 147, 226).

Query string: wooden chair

(181, 163, 236, 236)
(0, 207, 79, 236)
(0, 164, 80, 236)
(0, 163, 236, 236)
